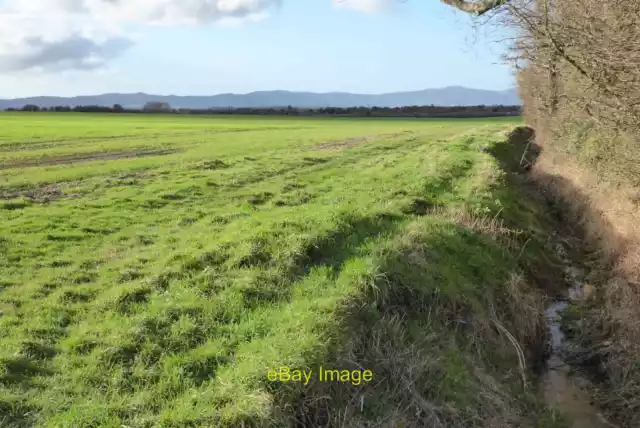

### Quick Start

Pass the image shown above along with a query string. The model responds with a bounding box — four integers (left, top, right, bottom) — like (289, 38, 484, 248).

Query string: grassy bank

(0, 114, 562, 426)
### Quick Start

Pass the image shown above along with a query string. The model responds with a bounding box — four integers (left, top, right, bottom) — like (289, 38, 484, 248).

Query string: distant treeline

(7, 103, 521, 118)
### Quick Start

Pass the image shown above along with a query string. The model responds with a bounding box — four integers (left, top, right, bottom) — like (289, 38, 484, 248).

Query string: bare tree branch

(440, 0, 511, 15)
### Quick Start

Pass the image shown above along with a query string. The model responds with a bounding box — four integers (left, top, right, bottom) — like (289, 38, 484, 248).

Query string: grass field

(0, 113, 563, 427)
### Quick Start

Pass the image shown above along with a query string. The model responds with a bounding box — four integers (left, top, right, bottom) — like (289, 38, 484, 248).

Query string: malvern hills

(0, 86, 520, 109)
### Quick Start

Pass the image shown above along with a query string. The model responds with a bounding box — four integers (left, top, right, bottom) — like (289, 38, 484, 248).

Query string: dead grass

(297, 304, 543, 427)
(432, 206, 525, 252)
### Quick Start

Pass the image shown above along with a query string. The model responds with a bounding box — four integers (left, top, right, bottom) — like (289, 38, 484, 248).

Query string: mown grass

(0, 113, 564, 427)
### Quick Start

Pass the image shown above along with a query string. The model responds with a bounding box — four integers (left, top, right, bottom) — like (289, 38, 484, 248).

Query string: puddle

(542, 239, 614, 428)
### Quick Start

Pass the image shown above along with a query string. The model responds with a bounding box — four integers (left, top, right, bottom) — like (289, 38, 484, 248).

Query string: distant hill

(0, 87, 520, 110)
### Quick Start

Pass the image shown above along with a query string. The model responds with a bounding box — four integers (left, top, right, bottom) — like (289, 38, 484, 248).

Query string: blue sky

(0, 0, 514, 97)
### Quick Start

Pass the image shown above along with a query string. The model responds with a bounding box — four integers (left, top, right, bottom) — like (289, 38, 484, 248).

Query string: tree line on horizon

(7, 102, 521, 117)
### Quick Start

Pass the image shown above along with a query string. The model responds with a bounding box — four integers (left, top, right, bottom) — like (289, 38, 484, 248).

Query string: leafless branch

(439, 0, 511, 15)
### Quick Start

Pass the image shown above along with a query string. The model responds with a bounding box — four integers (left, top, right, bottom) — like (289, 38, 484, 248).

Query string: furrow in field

(0, 126, 310, 152)
(0, 149, 181, 170)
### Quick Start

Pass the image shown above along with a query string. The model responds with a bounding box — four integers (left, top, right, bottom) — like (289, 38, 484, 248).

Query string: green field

(0, 114, 562, 427)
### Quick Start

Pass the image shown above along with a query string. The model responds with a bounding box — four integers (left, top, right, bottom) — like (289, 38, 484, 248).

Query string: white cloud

(3, 0, 282, 25)
(0, 12, 132, 72)
(70, 0, 282, 26)
(0, 0, 396, 73)
(332, 0, 392, 13)
(0, 0, 282, 72)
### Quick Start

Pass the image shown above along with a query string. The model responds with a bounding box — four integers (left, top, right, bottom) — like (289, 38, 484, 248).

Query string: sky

(0, 0, 515, 98)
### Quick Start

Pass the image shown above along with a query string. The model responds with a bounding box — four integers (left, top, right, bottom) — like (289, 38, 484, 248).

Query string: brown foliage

(512, 0, 640, 152)
(505, 0, 640, 424)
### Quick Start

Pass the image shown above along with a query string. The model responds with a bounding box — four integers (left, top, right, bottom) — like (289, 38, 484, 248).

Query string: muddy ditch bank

(496, 126, 623, 427)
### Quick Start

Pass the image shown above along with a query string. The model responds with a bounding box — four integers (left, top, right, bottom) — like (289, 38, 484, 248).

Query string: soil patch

(0, 149, 179, 170)
(0, 185, 77, 203)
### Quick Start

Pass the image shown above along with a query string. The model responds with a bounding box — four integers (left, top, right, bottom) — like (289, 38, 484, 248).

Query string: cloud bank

(0, 0, 389, 72)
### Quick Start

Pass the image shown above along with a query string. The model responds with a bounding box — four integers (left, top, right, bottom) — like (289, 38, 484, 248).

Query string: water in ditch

(541, 238, 615, 428)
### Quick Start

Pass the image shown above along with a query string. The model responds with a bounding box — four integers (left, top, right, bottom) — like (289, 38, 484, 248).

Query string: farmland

(0, 114, 562, 427)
